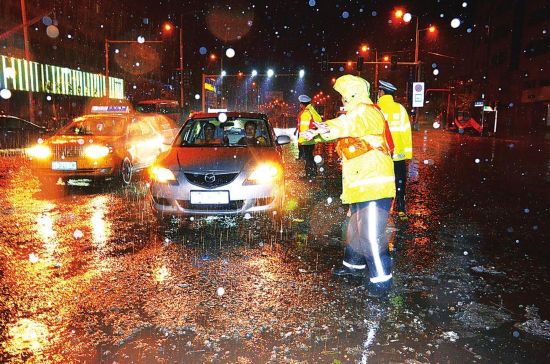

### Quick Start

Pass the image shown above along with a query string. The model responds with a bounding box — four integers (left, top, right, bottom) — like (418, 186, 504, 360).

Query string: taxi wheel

(120, 157, 133, 186)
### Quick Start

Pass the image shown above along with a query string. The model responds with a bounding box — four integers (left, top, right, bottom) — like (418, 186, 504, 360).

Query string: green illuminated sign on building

(0, 55, 124, 99)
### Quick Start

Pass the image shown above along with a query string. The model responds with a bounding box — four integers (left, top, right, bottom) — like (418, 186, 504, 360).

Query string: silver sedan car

(148, 112, 291, 218)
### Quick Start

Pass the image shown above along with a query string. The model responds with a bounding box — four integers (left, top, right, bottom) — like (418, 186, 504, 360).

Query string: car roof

(0, 115, 45, 129)
(188, 112, 268, 120)
(137, 99, 179, 105)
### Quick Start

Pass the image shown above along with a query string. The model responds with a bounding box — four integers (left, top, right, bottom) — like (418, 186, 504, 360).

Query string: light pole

(20, 0, 34, 121)
(104, 39, 162, 99)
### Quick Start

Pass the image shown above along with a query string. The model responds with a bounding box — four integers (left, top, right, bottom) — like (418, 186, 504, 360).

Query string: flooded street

(1, 128, 549, 363)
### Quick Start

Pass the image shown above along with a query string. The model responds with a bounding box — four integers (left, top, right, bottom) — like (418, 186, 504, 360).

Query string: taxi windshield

(175, 117, 272, 147)
(57, 116, 127, 136)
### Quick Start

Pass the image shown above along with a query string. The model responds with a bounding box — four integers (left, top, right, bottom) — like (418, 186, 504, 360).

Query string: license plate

(190, 190, 229, 204)
(52, 161, 77, 171)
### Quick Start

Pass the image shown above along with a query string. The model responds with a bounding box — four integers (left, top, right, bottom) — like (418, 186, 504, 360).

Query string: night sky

(141, 0, 475, 85)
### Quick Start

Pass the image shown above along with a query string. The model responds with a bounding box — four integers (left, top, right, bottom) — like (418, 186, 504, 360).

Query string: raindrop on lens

(433, 69, 439, 76)
(217, 287, 225, 296)
(0, 89, 12, 100)
(199, 46, 207, 55)
(475, 158, 480, 163)
(137, 35, 145, 43)
(308, 0, 316, 6)
(46, 25, 59, 38)
(342, 11, 350, 19)
(463, 251, 469, 256)
(29, 253, 39, 263)
(218, 112, 228, 122)
(524, 208, 530, 213)
(451, 18, 461, 28)
(313, 155, 322, 164)
(225, 48, 235, 58)
(244, 213, 252, 220)
(194, 94, 200, 100)
(73, 229, 83, 239)
(513, 331, 520, 338)
(433, 121, 440, 129)
(327, 197, 333, 204)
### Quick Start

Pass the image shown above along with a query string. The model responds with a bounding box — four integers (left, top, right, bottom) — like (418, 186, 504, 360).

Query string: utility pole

(179, 15, 184, 110)
(20, 0, 34, 122)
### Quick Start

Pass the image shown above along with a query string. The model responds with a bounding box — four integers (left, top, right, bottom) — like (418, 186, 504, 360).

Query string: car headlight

(84, 145, 110, 159)
(150, 166, 178, 184)
(27, 145, 51, 159)
(245, 162, 282, 185)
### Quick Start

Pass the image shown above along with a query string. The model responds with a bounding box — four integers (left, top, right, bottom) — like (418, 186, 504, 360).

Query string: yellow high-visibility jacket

(319, 103, 396, 204)
(297, 104, 322, 145)
(377, 94, 412, 161)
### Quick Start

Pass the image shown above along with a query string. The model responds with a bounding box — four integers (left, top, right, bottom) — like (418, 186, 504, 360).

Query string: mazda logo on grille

(204, 173, 216, 183)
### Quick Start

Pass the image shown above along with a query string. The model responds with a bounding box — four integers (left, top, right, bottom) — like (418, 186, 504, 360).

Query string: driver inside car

(237, 120, 267, 146)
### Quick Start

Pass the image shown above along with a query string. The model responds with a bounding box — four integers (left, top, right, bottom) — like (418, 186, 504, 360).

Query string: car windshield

(174, 117, 272, 147)
(57, 116, 127, 136)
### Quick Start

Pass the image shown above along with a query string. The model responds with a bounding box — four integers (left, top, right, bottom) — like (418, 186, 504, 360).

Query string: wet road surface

(1, 128, 550, 363)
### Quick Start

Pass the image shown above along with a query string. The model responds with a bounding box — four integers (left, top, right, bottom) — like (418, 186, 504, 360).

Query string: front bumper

(30, 157, 117, 180)
(149, 178, 283, 216)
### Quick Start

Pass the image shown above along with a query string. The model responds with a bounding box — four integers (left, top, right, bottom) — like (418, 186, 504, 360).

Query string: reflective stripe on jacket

(320, 103, 396, 204)
(377, 94, 412, 161)
(297, 104, 322, 145)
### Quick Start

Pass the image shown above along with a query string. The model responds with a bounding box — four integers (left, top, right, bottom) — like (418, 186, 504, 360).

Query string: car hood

(159, 147, 281, 173)
(45, 135, 122, 145)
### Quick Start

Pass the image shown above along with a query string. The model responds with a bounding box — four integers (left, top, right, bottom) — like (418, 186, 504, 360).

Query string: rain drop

(308, 0, 316, 6)
(433, 121, 440, 129)
(463, 251, 469, 256)
(199, 46, 207, 55)
(194, 94, 200, 100)
(371, 11, 377, 16)
(475, 158, 480, 163)
(244, 213, 252, 220)
(524, 208, 530, 213)
(451, 18, 461, 29)
(29, 253, 39, 263)
(342, 11, 350, 19)
(217, 287, 225, 296)
(218, 112, 228, 122)
(46, 95, 52, 101)
(462, 2, 468, 7)
(433, 69, 439, 76)
(137, 35, 145, 43)
(423, 159, 429, 165)
(225, 48, 235, 58)
(46, 25, 59, 38)
(0, 89, 12, 100)
(513, 331, 520, 338)
(327, 197, 333, 204)
(313, 155, 323, 164)
(42, 16, 52, 26)
(73, 229, 83, 239)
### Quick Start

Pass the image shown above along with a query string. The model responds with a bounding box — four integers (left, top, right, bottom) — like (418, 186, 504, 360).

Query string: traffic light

(356, 56, 364, 71)
(391, 56, 398, 71)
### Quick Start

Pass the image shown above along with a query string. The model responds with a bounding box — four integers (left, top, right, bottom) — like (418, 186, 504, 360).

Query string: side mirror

(276, 135, 291, 145)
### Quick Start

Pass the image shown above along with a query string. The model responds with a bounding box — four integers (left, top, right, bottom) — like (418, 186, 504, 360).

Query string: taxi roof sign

(91, 105, 130, 113)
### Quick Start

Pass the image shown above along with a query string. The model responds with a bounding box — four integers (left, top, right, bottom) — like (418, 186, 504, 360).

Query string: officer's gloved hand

(301, 129, 318, 141)
(313, 122, 330, 135)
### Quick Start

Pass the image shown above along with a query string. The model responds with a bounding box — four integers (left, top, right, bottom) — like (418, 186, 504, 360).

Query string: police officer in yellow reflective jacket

(377, 80, 413, 218)
(302, 75, 396, 297)
(297, 94, 322, 177)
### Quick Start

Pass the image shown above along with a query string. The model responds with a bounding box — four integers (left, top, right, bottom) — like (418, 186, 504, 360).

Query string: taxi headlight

(27, 145, 51, 159)
(245, 162, 282, 185)
(150, 166, 177, 184)
(84, 145, 110, 159)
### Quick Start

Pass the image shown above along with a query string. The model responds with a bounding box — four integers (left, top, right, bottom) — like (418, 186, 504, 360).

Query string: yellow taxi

(28, 105, 179, 188)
